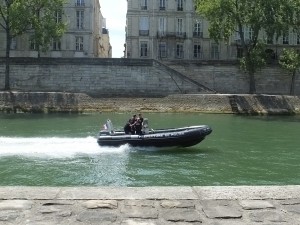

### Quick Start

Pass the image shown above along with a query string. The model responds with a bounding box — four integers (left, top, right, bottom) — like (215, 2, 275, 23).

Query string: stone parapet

(0, 186, 299, 224)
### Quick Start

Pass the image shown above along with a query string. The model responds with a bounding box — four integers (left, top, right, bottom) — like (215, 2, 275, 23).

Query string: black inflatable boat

(97, 119, 212, 148)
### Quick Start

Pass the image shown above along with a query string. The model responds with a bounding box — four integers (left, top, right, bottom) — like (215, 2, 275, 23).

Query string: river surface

(0, 113, 299, 187)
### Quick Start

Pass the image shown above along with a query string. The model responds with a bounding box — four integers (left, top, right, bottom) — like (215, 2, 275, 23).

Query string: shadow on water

(128, 145, 217, 155)
(234, 114, 300, 123)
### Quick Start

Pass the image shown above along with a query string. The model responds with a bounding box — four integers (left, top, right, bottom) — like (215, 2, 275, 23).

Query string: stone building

(0, 0, 111, 58)
(99, 18, 112, 58)
(125, 0, 300, 60)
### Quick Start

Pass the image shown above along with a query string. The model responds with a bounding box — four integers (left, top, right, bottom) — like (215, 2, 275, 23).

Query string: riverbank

(0, 91, 299, 114)
(0, 186, 300, 224)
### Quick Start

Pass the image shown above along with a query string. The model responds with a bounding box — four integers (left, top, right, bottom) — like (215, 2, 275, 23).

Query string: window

(283, 33, 289, 45)
(54, 10, 62, 23)
(75, 0, 85, 6)
(139, 17, 149, 36)
(177, 0, 183, 11)
(176, 18, 183, 36)
(176, 43, 183, 58)
(141, 0, 147, 10)
(140, 42, 148, 57)
(267, 36, 273, 44)
(193, 21, 202, 37)
(76, 10, 84, 29)
(158, 17, 166, 36)
(193, 44, 201, 59)
(237, 47, 243, 58)
(76, 36, 83, 51)
(211, 43, 219, 59)
(53, 40, 61, 51)
(159, 43, 167, 58)
(297, 34, 300, 45)
(10, 38, 17, 50)
(159, 0, 166, 10)
(244, 27, 253, 41)
(30, 36, 36, 50)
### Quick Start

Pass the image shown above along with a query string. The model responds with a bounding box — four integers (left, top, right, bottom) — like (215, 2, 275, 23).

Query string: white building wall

(126, 0, 300, 60)
(0, 0, 111, 58)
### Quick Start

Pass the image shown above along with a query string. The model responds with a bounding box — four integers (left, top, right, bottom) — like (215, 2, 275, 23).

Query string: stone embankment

(0, 91, 300, 114)
(0, 186, 300, 224)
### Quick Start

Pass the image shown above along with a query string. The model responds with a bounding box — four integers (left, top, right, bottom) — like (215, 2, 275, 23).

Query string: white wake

(0, 136, 130, 158)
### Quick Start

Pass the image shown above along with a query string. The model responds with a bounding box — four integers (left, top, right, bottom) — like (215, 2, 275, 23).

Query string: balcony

(157, 32, 186, 39)
(175, 51, 184, 59)
(193, 52, 203, 59)
(175, 32, 186, 38)
(193, 32, 203, 38)
(139, 30, 149, 36)
(75, 1, 85, 7)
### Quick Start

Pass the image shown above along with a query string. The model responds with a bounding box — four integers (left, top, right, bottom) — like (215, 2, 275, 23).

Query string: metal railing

(193, 32, 203, 38)
(139, 30, 149, 36)
(157, 32, 186, 39)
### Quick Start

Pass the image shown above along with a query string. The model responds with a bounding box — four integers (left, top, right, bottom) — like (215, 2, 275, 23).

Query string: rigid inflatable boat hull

(97, 125, 212, 148)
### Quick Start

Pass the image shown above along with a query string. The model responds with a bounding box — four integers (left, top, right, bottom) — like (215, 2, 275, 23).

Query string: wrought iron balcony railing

(157, 32, 186, 39)
(193, 32, 203, 38)
(139, 30, 149, 36)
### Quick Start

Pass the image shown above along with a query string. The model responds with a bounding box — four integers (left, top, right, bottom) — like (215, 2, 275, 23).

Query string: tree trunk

(290, 71, 296, 96)
(249, 71, 256, 94)
(4, 28, 11, 91)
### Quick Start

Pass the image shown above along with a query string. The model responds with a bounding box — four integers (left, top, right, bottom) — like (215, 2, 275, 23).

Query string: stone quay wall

(163, 60, 300, 95)
(0, 186, 300, 224)
(0, 58, 210, 97)
(0, 92, 299, 114)
(0, 58, 299, 96)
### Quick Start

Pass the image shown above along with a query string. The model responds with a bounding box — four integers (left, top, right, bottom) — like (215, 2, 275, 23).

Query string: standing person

(135, 113, 144, 135)
(124, 114, 137, 134)
(130, 114, 137, 134)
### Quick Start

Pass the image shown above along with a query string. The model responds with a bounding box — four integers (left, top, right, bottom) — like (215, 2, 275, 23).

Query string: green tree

(195, 0, 300, 94)
(279, 48, 300, 95)
(0, 0, 65, 90)
(29, 0, 66, 57)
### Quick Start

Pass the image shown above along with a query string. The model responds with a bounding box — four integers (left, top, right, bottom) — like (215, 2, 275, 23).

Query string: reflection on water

(0, 113, 300, 187)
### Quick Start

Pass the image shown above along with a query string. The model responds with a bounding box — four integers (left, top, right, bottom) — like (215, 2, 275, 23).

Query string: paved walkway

(0, 186, 300, 224)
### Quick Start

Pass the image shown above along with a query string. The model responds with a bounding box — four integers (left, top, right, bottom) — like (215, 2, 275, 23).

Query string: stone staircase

(228, 95, 240, 113)
(153, 60, 216, 94)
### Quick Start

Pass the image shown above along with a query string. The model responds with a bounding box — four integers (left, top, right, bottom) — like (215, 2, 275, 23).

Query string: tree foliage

(279, 49, 300, 95)
(28, 0, 66, 54)
(195, 0, 300, 94)
(0, 0, 66, 90)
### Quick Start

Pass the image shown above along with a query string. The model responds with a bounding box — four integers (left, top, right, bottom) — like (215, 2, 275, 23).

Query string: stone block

(239, 200, 275, 210)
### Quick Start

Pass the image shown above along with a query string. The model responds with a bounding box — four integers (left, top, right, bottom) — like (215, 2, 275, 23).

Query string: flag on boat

(103, 124, 108, 130)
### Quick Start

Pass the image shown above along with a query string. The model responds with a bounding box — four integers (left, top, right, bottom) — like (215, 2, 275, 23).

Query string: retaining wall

(0, 58, 299, 96)
(0, 58, 209, 97)
(0, 92, 299, 114)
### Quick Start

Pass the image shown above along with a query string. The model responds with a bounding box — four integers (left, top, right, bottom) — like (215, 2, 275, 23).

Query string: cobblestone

(0, 186, 300, 224)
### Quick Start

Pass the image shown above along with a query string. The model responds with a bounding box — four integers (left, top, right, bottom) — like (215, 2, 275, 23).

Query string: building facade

(0, 0, 111, 58)
(125, 0, 300, 60)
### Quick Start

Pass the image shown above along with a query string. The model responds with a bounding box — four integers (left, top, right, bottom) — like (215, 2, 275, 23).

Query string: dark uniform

(135, 114, 144, 135)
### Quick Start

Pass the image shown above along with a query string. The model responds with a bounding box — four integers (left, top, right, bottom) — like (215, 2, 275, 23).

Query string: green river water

(0, 113, 299, 186)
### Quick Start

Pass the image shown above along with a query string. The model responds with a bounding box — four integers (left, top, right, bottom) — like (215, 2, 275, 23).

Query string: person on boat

(124, 114, 137, 134)
(135, 113, 144, 135)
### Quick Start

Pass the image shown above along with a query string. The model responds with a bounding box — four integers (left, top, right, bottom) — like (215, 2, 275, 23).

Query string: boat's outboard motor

(142, 118, 149, 134)
(106, 119, 114, 134)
